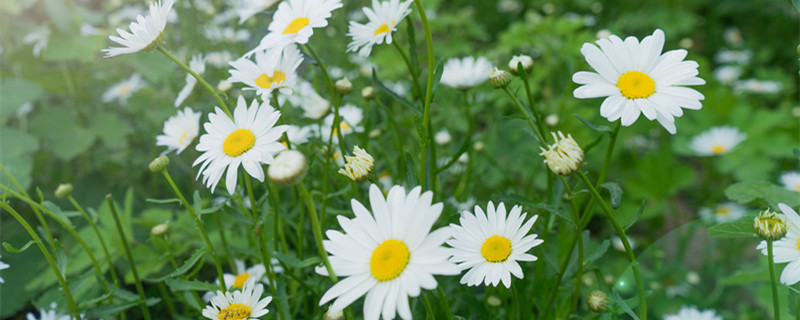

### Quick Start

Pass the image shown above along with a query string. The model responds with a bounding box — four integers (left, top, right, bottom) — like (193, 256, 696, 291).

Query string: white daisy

(233, 0, 280, 24)
(317, 184, 460, 320)
(714, 49, 751, 64)
(440, 57, 493, 90)
(663, 305, 721, 320)
(712, 65, 741, 84)
(346, 0, 413, 57)
(175, 55, 206, 107)
(434, 129, 451, 145)
(229, 45, 303, 98)
(572, 29, 705, 134)
(284, 125, 313, 146)
(757, 203, 800, 285)
(202, 278, 272, 320)
(286, 81, 331, 119)
(23, 27, 51, 57)
(102, 0, 176, 58)
(780, 171, 800, 192)
(733, 79, 781, 94)
(207, 51, 235, 68)
(689, 126, 746, 156)
(102, 73, 146, 106)
(699, 202, 746, 223)
(25, 302, 75, 320)
(245, 0, 343, 56)
(0, 254, 8, 284)
(320, 104, 364, 141)
(203, 258, 283, 301)
(447, 202, 543, 288)
(194, 96, 288, 194)
(156, 107, 202, 155)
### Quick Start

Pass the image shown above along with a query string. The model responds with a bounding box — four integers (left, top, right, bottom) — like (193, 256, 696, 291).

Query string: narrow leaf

(165, 278, 218, 291)
(624, 201, 646, 231)
(145, 248, 208, 282)
(600, 182, 623, 209)
(2, 240, 35, 253)
(145, 198, 181, 204)
(611, 288, 640, 320)
(574, 114, 612, 133)
(372, 69, 421, 114)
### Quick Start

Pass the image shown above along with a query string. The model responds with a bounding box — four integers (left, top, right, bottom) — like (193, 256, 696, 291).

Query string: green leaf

(372, 68, 422, 115)
(2, 240, 35, 253)
(165, 278, 219, 291)
(29, 108, 96, 161)
(274, 252, 322, 269)
(584, 239, 610, 266)
(78, 285, 117, 308)
(721, 267, 769, 285)
(146, 198, 182, 204)
(0, 79, 43, 120)
(623, 201, 646, 231)
(611, 288, 640, 320)
(404, 152, 418, 187)
(707, 215, 756, 238)
(43, 201, 73, 228)
(600, 182, 623, 209)
(88, 113, 132, 148)
(431, 58, 445, 93)
(574, 114, 611, 133)
(724, 181, 800, 207)
(146, 248, 208, 282)
(86, 298, 161, 317)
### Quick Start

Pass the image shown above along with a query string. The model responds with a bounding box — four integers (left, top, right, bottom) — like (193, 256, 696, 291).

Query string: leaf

(372, 69, 422, 115)
(88, 113, 132, 148)
(165, 278, 219, 291)
(43, 201, 73, 228)
(584, 240, 610, 265)
(86, 298, 161, 317)
(431, 58, 445, 93)
(273, 252, 322, 269)
(707, 215, 756, 238)
(724, 181, 800, 207)
(79, 285, 117, 308)
(29, 108, 96, 161)
(623, 201, 646, 231)
(404, 152, 418, 187)
(574, 114, 611, 133)
(2, 240, 35, 253)
(600, 182, 623, 209)
(146, 248, 208, 282)
(611, 288, 640, 320)
(721, 267, 769, 285)
(0, 79, 43, 120)
(146, 198, 182, 204)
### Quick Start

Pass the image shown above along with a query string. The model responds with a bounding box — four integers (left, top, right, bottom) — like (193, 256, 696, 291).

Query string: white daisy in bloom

(663, 305, 721, 320)
(286, 81, 331, 119)
(0, 254, 8, 284)
(713, 65, 741, 85)
(245, 0, 343, 56)
(233, 0, 280, 24)
(689, 126, 746, 156)
(228, 45, 303, 98)
(346, 0, 413, 57)
(284, 125, 313, 146)
(757, 203, 800, 285)
(194, 96, 288, 194)
(317, 184, 460, 320)
(102, 0, 176, 58)
(202, 278, 272, 320)
(446, 202, 543, 288)
(204, 258, 283, 301)
(25, 302, 76, 320)
(733, 79, 781, 94)
(780, 171, 800, 192)
(102, 73, 146, 106)
(156, 107, 202, 155)
(175, 55, 206, 107)
(320, 104, 364, 141)
(572, 29, 705, 134)
(440, 57, 493, 90)
(699, 202, 746, 223)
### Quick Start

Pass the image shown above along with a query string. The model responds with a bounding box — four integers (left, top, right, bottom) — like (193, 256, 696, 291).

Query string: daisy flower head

(229, 45, 303, 98)
(317, 184, 459, 320)
(287, 81, 331, 119)
(757, 203, 800, 285)
(321, 104, 364, 141)
(102, 0, 175, 57)
(346, 0, 413, 57)
(245, 0, 343, 56)
(202, 278, 272, 320)
(440, 56, 493, 90)
(175, 55, 206, 107)
(446, 202, 543, 288)
(780, 171, 800, 192)
(689, 126, 746, 156)
(193, 96, 288, 194)
(699, 202, 746, 223)
(26, 302, 76, 320)
(102, 73, 146, 106)
(156, 107, 202, 155)
(572, 29, 705, 134)
(663, 305, 722, 320)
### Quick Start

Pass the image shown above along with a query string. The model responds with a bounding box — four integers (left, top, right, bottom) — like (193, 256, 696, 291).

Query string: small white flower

(202, 278, 272, 320)
(287, 81, 331, 119)
(283, 125, 313, 147)
(25, 302, 77, 320)
(229, 45, 303, 98)
(102, 73, 146, 105)
(508, 54, 534, 74)
(245, 0, 343, 56)
(539, 131, 583, 176)
(723, 27, 743, 47)
(663, 305, 721, 320)
(780, 171, 800, 192)
(0, 254, 8, 284)
(713, 65, 741, 84)
(699, 202, 746, 223)
(320, 104, 364, 141)
(689, 126, 746, 156)
(434, 129, 451, 145)
(207, 51, 234, 68)
(733, 79, 781, 94)
(175, 55, 206, 107)
(268, 150, 308, 186)
(23, 27, 51, 57)
(201, 258, 283, 301)
(441, 57, 493, 90)
(346, 0, 413, 57)
(610, 236, 635, 252)
(156, 107, 202, 155)
(756, 203, 800, 285)
(102, 0, 176, 57)
(714, 49, 751, 64)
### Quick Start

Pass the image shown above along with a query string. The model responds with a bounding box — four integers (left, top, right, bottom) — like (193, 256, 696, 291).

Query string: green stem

(413, 0, 436, 190)
(69, 195, 120, 287)
(502, 87, 546, 144)
(106, 195, 151, 320)
(557, 176, 584, 314)
(0, 202, 82, 320)
(298, 183, 337, 282)
(302, 44, 348, 162)
(392, 40, 423, 100)
(518, 65, 547, 140)
(421, 292, 436, 320)
(157, 46, 232, 118)
(436, 286, 452, 320)
(576, 171, 647, 320)
(0, 164, 58, 253)
(248, 180, 286, 320)
(768, 240, 781, 320)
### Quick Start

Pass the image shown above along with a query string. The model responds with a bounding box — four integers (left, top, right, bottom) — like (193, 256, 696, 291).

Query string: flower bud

(148, 155, 170, 172)
(54, 184, 73, 199)
(151, 223, 169, 236)
(324, 308, 344, 320)
(489, 68, 512, 89)
(217, 79, 233, 92)
(586, 290, 609, 312)
(268, 150, 308, 186)
(335, 77, 352, 95)
(539, 131, 583, 176)
(508, 55, 534, 75)
(473, 141, 485, 152)
(361, 86, 375, 100)
(487, 296, 501, 307)
(754, 209, 787, 241)
(338, 145, 374, 181)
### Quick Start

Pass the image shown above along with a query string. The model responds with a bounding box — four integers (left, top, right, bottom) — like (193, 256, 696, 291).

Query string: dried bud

(508, 55, 534, 75)
(151, 223, 169, 236)
(586, 290, 609, 312)
(361, 86, 375, 100)
(148, 155, 170, 172)
(335, 77, 352, 95)
(754, 209, 787, 241)
(268, 150, 308, 186)
(539, 131, 583, 176)
(489, 68, 512, 89)
(338, 145, 374, 181)
(54, 184, 73, 199)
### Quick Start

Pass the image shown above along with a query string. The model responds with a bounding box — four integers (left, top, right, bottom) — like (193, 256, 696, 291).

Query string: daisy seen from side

(229, 45, 303, 98)
(202, 278, 272, 320)
(757, 203, 800, 285)
(440, 56, 493, 90)
(156, 107, 202, 155)
(102, 73, 146, 106)
(699, 202, 746, 223)
(102, 0, 175, 57)
(780, 171, 800, 192)
(347, 0, 413, 57)
(689, 126, 746, 156)
(572, 29, 705, 134)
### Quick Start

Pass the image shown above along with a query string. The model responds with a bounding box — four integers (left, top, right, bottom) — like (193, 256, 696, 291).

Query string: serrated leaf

(273, 252, 321, 269)
(165, 278, 219, 291)
(600, 182, 623, 209)
(574, 114, 611, 133)
(707, 215, 756, 238)
(2, 240, 35, 253)
(724, 181, 800, 207)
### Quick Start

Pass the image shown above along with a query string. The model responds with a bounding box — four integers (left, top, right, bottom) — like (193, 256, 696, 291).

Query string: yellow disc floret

(711, 145, 726, 155)
(256, 71, 286, 89)
(617, 71, 656, 100)
(481, 235, 512, 263)
(232, 272, 250, 289)
(217, 303, 252, 320)
(283, 17, 310, 34)
(370, 239, 410, 281)
(374, 24, 390, 36)
(223, 129, 256, 157)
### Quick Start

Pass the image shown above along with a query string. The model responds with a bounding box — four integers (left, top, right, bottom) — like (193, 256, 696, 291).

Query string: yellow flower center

(795, 184, 800, 192)
(617, 71, 656, 100)
(370, 239, 410, 281)
(715, 207, 731, 216)
(223, 129, 256, 157)
(232, 272, 250, 289)
(374, 24, 390, 36)
(217, 303, 252, 320)
(256, 71, 286, 89)
(118, 84, 132, 95)
(178, 131, 189, 146)
(332, 122, 351, 136)
(481, 235, 512, 263)
(711, 145, 726, 155)
(283, 17, 309, 34)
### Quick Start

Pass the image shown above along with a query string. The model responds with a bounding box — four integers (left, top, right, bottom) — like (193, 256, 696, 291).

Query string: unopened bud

(361, 86, 375, 100)
(149, 155, 170, 172)
(539, 131, 583, 176)
(473, 141, 485, 152)
(338, 145, 374, 181)
(754, 209, 787, 241)
(217, 79, 233, 92)
(335, 77, 352, 95)
(54, 184, 73, 198)
(489, 68, 512, 89)
(268, 150, 308, 186)
(151, 223, 168, 236)
(487, 296, 501, 307)
(587, 290, 608, 312)
(508, 55, 534, 75)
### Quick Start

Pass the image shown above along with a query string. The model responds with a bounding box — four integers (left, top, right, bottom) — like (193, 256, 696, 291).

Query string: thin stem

(518, 65, 547, 140)
(421, 292, 436, 320)
(436, 286, 452, 320)
(0, 164, 58, 253)
(502, 87, 545, 144)
(557, 176, 584, 314)
(156, 46, 232, 118)
(768, 240, 781, 320)
(302, 44, 348, 162)
(68, 195, 121, 286)
(576, 171, 647, 320)
(247, 182, 286, 320)
(413, 0, 436, 190)
(392, 40, 423, 100)
(106, 195, 151, 320)
(298, 183, 337, 282)
(0, 202, 82, 320)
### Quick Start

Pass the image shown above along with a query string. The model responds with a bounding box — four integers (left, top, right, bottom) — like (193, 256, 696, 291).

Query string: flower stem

(156, 46, 232, 118)
(68, 195, 121, 285)
(436, 286, 452, 319)
(298, 183, 338, 283)
(413, 0, 436, 190)
(502, 87, 546, 144)
(301, 44, 349, 164)
(0, 164, 58, 253)
(767, 240, 781, 320)
(105, 194, 152, 320)
(246, 177, 286, 320)
(517, 64, 547, 140)
(421, 292, 436, 320)
(392, 40, 423, 101)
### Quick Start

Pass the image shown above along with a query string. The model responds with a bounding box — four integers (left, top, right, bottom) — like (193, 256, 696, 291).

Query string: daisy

(286, 81, 331, 119)
(712, 65, 741, 84)
(228, 45, 303, 98)
(25, 302, 76, 320)
(204, 259, 282, 301)
(207, 51, 235, 68)
(346, 0, 413, 57)
(245, 0, 343, 56)
(447, 202, 543, 288)
(733, 79, 781, 94)
(233, 0, 280, 24)
(757, 203, 800, 285)
(102, 73, 146, 106)
(283, 125, 313, 147)
(663, 305, 721, 320)
(699, 202, 746, 223)
(572, 29, 705, 134)
(317, 184, 460, 320)
(156, 107, 202, 155)
(320, 104, 364, 141)
(202, 278, 272, 320)
(175, 55, 206, 107)
(689, 126, 746, 156)
(440, 57, 493, 90)
(193, 96, 288, 194)
(102, 0, 176, 58)
(780, 171, 800, 192)
(23, 27, 51, 57)
(0, 254, 8, 283)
